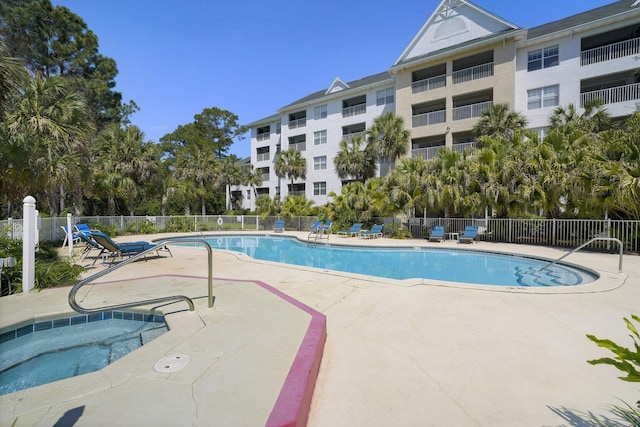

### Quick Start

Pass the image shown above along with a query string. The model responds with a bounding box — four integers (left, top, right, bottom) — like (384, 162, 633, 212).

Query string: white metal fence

(2, 215, 638, 253)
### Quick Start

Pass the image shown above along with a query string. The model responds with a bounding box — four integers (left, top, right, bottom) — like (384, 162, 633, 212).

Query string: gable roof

(394, 0, 520, 66)
(278, 71, 394, 112)
(527, 0, 640, 40)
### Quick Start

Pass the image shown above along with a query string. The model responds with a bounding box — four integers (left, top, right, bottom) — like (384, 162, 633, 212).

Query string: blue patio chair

(61, 226, 80, 247)
(74, 223, 92, 238)
(90, 231, 172, 265)
(273, 219, 285, 233)
(76, 232, 104, 261)
(337, 223, 363, 237)
(428, 225, 445, 242)
(359, 224, 383, 239)
(459, 226, 478, 243)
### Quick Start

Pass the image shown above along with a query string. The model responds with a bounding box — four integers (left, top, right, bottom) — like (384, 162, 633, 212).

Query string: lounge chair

(74, 223, 92, 238)
(76, 232, 104, 261)
(459, 226, 478, 243)
(428, 225, 445, 242)
(337, 223, 363, 237)
(273, 219, 285, 233)
(307, 221, 323, 241)
(359, 224, 383, 239)
(60, 226, 80, 247)
(90, 231, 172, 265)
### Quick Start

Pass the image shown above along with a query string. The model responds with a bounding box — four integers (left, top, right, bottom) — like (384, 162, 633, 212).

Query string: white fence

(2, 215, 638, 253)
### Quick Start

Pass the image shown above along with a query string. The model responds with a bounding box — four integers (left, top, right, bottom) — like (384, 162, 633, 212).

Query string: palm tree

(550, 99, 610, 135)
(0, 40, 27, 116)
(472, 103, 527, 141)
(281, 195, 315, 218)
(274, 148, 307, 195)
(7, 73, 91, 215)
(172, 141, 220, 216)
(384, 156, 429, 222)
(366, 112, 410, 171)
(334, 135, 376, 183)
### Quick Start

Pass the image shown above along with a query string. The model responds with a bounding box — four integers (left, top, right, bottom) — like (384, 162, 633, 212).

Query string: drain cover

(154, 354, 191, 373)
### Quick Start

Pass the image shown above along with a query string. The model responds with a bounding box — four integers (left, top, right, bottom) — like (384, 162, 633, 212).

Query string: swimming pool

(0, 311, 168, 395)
(198, 235, 596, 286)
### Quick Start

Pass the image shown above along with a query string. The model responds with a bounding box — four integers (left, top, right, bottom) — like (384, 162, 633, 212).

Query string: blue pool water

(0, 311, 167, 395)
(200, 235, 596, 286)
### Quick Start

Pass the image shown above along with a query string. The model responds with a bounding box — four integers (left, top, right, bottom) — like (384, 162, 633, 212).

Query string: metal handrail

(538, 237, 623, 273)
(69, 238, 214, 314)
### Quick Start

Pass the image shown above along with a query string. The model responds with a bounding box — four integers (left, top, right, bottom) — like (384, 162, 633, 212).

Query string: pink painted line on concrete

(92, 274, 327, 427)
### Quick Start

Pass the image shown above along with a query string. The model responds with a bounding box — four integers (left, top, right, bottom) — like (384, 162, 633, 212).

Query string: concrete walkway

(1, 231, 638, 426)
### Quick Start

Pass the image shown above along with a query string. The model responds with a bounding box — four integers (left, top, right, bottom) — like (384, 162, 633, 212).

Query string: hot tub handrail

(69, 238, 214, 314)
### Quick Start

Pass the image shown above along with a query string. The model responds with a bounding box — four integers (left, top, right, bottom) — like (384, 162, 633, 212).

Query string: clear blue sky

(53, 0, 614, 158)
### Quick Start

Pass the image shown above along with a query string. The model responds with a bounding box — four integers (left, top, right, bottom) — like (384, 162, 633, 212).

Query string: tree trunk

(59, 183, 66, 213)
(161, 195, 167, 217)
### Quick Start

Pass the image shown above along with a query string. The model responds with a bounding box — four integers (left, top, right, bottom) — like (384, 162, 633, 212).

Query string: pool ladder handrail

(537, 237, 623, 273)
(69, 238, 214, 314)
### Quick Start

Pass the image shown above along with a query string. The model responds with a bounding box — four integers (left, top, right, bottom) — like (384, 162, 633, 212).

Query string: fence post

(22, 196, 36, 293)
(552, 218, 556, 246)
(67, 213, 73, 258)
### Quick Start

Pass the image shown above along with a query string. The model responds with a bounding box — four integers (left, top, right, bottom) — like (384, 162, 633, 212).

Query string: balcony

(342, 104, 366, 118)
(256, 133, 270, 141)
(289, 142, 307, 152)
(256, 152, 270, 162)
(453, 101, 492, 121)
(412, 110, 446, 127)
(261, 173, 269, 181)
(581, 37, 640, 66)
(412, 74, 446, 94)
(580, 82, 640, 107)
(412, 145, 444, 160)
(289, 117, 306, 129)
(342, 131, 366, 142)
(452, 62, 494, 84)
(453, 141, 478, 155)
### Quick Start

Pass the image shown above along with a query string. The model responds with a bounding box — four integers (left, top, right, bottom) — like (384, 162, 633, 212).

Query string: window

(313, 156, 327, 171)
(376, 88, 394, 106)
(314, 104, 327, 120)
(314, 182, 326, 196)
(527, 85, 559, 110)
(314, 130, 327, 145)
(528, 45, 559, 71)
(531, 127, 550, 141)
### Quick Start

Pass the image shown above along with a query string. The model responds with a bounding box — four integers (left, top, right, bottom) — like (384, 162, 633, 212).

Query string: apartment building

(237, 0, 640, 211)
(245, 72, 395, 209)
(515, 0, 640, 137)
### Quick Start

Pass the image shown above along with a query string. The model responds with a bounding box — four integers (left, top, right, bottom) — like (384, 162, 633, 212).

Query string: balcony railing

(341, 131, 366, 142)
(256, 152, 270, 162)
(289, 190, 306, 196)
(289, 142, 307, 152)
(452, 141, 478, 155)
(261, 173, 269, 181)
(256, 133, 270, 141)
(289, 117, 306, 129)
(452, 101, 492, 121)
(580, 82, 640, 107)
(342, 104, 366, 118)
(452, 62, 494, 84)
(412, 110, 446, 127)
(411, 74, 446, 93)
(411, 145, 444, 160)
(581, 37, 640, 66)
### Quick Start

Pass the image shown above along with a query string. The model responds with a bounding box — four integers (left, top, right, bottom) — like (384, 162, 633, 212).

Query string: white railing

(411, 145, 444, 160)
(452, 141, 478, 154)
(452, 62, 493, 84)
(412, 109, 446, 127)
(342, 104, 366, 117)
(452, 101, 492, 121)
(341, 131, 366, 142)
(289, 117, 306, 129)
(256, 133, 270, 141)
(2, 216, 638, 253)
(580, 82, 640, 107)
(581, 37, 640, 66)
(411, 74, 446, 93)
(290, 142, 306, 152)
(256, 152, 270, 162)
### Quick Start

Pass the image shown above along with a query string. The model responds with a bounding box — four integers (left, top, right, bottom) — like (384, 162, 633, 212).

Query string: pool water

(0, 312, 167, 395)
(202, 235, 595, 286)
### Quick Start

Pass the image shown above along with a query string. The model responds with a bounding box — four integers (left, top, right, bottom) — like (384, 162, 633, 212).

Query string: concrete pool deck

(0, 231, 638, 426)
